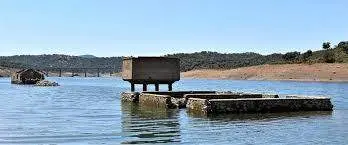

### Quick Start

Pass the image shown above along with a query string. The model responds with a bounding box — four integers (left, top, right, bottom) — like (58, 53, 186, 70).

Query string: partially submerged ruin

(121, 57, 334, 116)
(121, 92, 333, 115)
(11, 69, 59, 86)
(11, 69, 45, 84)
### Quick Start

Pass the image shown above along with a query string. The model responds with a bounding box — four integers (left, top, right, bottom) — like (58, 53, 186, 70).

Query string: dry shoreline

(181, 63, 348, 82)
(2, 63, 348, 82)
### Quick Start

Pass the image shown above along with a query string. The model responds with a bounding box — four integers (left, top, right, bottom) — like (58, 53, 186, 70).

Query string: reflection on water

(121, 102, 180, 144)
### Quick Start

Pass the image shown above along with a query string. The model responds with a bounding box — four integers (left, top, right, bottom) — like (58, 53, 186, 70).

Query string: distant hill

(167, 41, 348, 71)
(167, 52, 284, 71)
(0, 54, 123, 72)
(0, 41, 347, 72)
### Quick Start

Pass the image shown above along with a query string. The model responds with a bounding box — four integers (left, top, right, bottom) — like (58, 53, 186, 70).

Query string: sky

(0, 0, 347, 57)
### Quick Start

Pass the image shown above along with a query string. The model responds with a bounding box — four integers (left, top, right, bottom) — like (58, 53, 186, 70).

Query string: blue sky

(0, 0, 347, 57)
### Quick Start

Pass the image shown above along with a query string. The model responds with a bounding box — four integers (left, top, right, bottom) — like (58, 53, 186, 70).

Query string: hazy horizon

(1, 0, 347, 57)
(0, 43, 339, 57)
(0, 48, 325, 58)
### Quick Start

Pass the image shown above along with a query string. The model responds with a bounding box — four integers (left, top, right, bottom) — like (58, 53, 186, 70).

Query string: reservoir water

(0, 77, 347, 144)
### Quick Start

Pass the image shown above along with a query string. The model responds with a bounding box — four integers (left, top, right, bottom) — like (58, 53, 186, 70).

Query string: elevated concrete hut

(122, 57, 180, 91)
(11, 69, 45, 84)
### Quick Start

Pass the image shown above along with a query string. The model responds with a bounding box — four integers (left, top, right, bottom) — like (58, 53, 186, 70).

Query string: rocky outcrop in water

(35, 80, 59, 86)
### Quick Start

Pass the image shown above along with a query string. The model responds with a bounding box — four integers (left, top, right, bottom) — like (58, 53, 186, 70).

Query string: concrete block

(139, 93, 177, 109)
(121, 92, 140, 102)
(187, 97, 333, 115)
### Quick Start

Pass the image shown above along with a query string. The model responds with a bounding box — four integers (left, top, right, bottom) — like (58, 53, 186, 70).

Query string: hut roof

(16, 69, 44, 75)
(16, 69, 27, 74)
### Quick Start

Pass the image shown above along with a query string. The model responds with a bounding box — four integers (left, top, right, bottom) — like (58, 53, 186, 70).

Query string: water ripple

(0, 77, 347, 144)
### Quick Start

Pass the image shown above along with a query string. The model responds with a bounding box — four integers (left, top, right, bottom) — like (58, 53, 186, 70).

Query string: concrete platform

(120, 91, 333, 115)
(186, 96, 333, 115)
(121, 91, 216, 108)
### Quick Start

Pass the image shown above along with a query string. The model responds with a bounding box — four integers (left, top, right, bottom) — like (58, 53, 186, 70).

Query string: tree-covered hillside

(166, 52, 284, 71)
(0, 54, 123, 72)
(1, 41, 347, 72)
(167, 41, 348, 71)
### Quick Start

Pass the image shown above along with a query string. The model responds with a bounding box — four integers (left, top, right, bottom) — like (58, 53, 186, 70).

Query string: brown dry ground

(182, 63, 348, 82)
(0, 67, 17, 77)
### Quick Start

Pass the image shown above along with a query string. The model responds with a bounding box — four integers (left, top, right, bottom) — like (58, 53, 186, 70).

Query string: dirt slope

(182, 63, 348, 82)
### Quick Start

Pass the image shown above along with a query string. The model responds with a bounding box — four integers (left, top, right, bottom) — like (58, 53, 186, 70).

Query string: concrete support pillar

(97, 68, 100, 77)
(59, 69, 62, 77)
(155, 84, 159, 91)
(143, 84, 147, 91)
(131, 83, 135, 92)
(168, 83, 172, 91)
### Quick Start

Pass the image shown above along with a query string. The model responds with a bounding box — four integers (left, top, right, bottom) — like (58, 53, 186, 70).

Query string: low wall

(139, 93, 177, 109)
(187, 97, 333, 115)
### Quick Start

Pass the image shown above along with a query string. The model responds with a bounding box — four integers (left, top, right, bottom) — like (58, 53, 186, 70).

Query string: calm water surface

(0, 77, 347, 144)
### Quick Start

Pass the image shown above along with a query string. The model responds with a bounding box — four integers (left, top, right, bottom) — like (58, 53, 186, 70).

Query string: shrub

(302, 50, 313, 61)
(323, 50, 335, 63)
(283, 51, 300, 62)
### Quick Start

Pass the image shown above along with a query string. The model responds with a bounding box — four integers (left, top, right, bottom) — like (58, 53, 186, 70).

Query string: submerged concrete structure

(122, 91, 216, 108)
(186, 95, 333, 115)
(121, 91, 333, 115)
(122, 57, 180, 92)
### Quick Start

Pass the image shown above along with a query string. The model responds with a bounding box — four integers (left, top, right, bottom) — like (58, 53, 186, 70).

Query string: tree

(283, 51, 300, 62)
(322, 42, 334, 62)
(337, 41, 348, 54)
(338, 41, 348, 47)
(322, 42, 331, 50)
(302, 50, 313, 61)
